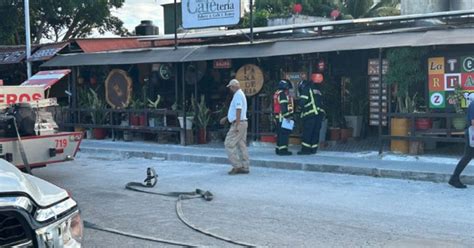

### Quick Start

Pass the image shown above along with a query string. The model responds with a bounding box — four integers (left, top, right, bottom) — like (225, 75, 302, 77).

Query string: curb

(79, 147, 474, 185)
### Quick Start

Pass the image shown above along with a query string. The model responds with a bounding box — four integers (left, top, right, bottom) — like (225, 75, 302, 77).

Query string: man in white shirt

(220, 79, 250, 175)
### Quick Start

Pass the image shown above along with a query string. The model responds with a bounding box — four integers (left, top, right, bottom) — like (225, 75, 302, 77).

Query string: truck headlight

(60, 211, 84, 247)
(35, 198, 77, 222)
(35, 197, 83, 248)
(37, 210, 83, 247)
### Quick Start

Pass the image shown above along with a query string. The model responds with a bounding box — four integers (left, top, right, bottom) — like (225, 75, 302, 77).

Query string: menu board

(428, 56, 474, 109)
(368, 59, 388, 126)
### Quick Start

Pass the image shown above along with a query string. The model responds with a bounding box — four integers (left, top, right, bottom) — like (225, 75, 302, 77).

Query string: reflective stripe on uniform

(308, 89, 319, 115)
(302, 109, 316, 117)
(300, 95, 309, 100)
(276, 145, 288, 150)
(312, 144, 319, 148)
(279, 100, 288, 103)
(302, 142, 311, 148)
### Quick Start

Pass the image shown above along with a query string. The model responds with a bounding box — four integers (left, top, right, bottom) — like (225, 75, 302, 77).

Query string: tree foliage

(251, 0, 400, 20)
(255, 0, 334, 18)
(386, 47, 428, 113)
(0, 0, 128, 45)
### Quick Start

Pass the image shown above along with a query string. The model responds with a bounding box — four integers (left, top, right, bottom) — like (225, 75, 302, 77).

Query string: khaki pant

(225, 122, 250, 169)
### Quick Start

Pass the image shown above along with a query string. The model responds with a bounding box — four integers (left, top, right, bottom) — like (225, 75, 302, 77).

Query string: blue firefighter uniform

(298, 82, 325, 155)
(273, 80, 294, 156)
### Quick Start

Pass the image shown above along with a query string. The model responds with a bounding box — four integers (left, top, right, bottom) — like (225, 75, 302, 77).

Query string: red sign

(0, 86, 44, 105)
(213, 59, 232, 69)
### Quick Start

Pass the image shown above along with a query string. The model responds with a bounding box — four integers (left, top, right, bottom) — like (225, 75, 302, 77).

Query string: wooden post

(182, 62, 187, 145)
(71, 67, 78, 126)
(175, 63, 178, 104)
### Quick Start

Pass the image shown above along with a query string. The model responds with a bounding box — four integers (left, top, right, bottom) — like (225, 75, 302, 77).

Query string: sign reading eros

(0, 86, 44, 105)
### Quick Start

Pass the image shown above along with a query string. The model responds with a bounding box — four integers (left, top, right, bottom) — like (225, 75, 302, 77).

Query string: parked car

(0, 158, 83, 247)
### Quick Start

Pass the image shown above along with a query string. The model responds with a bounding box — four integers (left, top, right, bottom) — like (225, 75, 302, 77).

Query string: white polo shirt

(227, 89, 248, 123)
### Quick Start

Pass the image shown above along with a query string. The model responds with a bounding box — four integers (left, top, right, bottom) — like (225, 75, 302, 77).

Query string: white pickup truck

(0, 159, 83, 247)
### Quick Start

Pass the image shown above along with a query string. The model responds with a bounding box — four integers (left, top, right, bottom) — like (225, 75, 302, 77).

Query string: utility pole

(24, 0, 32, 78)
(174, 0, 178, 50)
(249, 0, 254, 44)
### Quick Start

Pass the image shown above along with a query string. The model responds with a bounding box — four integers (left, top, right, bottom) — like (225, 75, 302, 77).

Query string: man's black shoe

(278, 150, 292, 156)
(449, 177, 467, 189)
(297, 150, 312, 155)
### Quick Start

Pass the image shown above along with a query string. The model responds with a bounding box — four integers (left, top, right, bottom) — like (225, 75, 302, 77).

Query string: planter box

(178, 116, 194, 130)
(260, 135, 277, 143)
(93, 128, 107, 140)
(390, 117, 409, 154)
(149, 116, 167, 128)
(180, 129, 194, 145)
(344, 116, 363, 138)
(289, 136, 301, 145)
(329, 128, 341, 141)
(319, 119, 328, 142)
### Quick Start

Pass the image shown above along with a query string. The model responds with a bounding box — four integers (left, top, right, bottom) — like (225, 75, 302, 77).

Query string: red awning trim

(21, 69, 71, 89)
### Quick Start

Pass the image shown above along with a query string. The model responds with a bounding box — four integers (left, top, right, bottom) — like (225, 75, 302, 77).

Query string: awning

(21, 69, 71, 90)
(42, 47, 198, 67)
(29, 42, 68, 62)
(41, 28, 474, 67)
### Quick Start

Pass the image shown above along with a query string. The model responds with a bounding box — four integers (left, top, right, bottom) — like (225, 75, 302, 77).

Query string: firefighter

(298, 75, 325, 155)
(273, 80, 294, 156)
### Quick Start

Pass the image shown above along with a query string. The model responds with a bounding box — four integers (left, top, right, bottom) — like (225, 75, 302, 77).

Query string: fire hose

(12, 116, 32, 175)
(84, 168, 258, 247)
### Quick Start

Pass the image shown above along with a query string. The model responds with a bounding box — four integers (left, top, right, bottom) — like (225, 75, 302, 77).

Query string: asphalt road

(33, 153, 474, 248)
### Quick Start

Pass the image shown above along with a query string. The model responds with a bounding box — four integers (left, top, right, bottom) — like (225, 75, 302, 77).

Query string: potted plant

(130, 98, 146, 126)
(448, 85, 466, 130)
(192, 95, 211, 144)
(340, 118, 353, 143)
(76, 88, 90, 135)
(86, 88, 108, 140)
(173, 101, 194, 130)
(147, 94, 166, 128)
(208, 104, 224, 143)
(343, 76, 367, 138)
(386, 47, 428, 154)
(322, 76, 342, 142)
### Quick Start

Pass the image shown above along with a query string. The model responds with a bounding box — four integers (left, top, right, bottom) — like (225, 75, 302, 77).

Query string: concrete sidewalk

(79, 140, 474, 185)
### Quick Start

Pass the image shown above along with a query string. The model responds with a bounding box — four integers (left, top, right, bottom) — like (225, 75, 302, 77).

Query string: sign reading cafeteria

(428, 56, 474, 109)
(182, 0, 241, 29)
(236, 64, 264, 96)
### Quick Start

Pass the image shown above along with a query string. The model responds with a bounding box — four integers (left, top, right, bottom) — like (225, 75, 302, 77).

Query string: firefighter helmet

(278, 80, 292, 90)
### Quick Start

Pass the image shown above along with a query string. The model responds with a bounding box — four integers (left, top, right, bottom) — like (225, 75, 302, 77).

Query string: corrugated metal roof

(74, 38, 151, 53)
(0, 46, 28, 65)
(29, 42, 68, 62)
(41, 28, 474, 67)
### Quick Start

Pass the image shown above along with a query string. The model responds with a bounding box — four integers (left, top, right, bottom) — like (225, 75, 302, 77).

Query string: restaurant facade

(36, 10, 474, 154)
